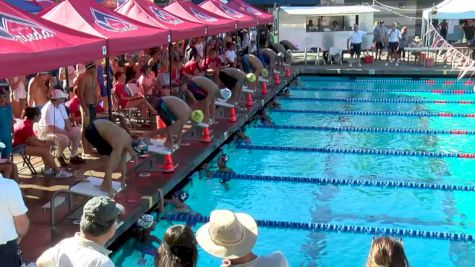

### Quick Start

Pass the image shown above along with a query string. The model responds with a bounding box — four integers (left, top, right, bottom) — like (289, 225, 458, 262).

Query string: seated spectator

(113, 71, 157, 125)
(181, 53, 201, 79)
(14, 107, 72, 178)
(196, 210, 289, 267)
(36, 196, 123, 267)
(37, 89, 84, 166)
(366, 237, 410, 267)
(155, 224, 197, 267)
(201, 48, 221, 83)
(0, 160, 19, 182)
(0, 173, 29, 267)
(224, 42, 238, 68)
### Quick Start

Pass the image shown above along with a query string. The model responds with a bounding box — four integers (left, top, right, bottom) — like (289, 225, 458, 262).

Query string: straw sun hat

(196, 210, 258, 259)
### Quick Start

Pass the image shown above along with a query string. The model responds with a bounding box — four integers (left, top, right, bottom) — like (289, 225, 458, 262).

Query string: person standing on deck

(27, 72, 51, 109)
(78, 62, 99, 156)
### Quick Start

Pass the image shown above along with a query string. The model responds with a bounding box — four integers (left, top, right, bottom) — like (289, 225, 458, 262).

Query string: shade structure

(41, 0, 170, 56)
(164, 0, 236, 36)
(226, 0, 273, 25)
(422, 0, 475, 20)
(4, 0, 42, 13)
(200, 0, 257, 29)
(0, 1, 106, 78)
(116, 0, 206, 41)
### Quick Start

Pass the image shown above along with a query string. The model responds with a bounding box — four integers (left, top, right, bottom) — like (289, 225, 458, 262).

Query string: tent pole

(105, 56, 112, 120)
(64, 67, 69, 92)
(169, 42, 172, 90)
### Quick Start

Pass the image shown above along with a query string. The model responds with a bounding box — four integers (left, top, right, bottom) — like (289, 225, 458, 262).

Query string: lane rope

(290, 87, 475, 94)
(165, 213, 475, 242)
(211, 173, 475, 192)
(298, 79, 474, 85)
(271, 109, 475, 118)
(253, 124, 474, 135)
(284, 97, 475, 105)
(235, 144, 475, 159)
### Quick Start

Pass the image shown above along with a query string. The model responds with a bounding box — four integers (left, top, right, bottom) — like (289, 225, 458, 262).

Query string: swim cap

(137, 214, 154, 229)
(246, 73, 256, 83)
(220, 88, 232, 101)
(261, 69, 269, 78)
(173, 190, 189, 202)
(218, 153, 229, 162)
(132, 139, 148, 155)
(277, 52, 284, 58)
(191, 110, 204, 123)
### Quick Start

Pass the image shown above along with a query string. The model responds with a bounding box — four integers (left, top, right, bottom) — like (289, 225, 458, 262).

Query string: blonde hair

(366, 237, 409, 267)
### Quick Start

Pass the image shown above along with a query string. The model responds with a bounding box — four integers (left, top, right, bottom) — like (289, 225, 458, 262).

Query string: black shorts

(85, 122, 112, 155)
(0, 239, 20, 267)
(388, 42, 399, 50)
(186, 80, 207, 101)
(219, 72, 238, 90)
(350, 43, 361, 55)
(154, 98, 175, 126)
(375, 42, 384, 49)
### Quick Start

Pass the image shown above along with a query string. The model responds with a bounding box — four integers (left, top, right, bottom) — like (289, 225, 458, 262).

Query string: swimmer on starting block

(74, 119, 148, 197)
(184, 76, 232, 123)
(150, 96, 204, 149)
(241, 54, 269, 89)
(219, 68, 256, 106)
(258, 48, 278, 75)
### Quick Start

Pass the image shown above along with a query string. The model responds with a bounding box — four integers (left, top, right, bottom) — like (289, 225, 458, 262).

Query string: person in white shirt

(36, 196, 124, 267)
(37, 89, 83, 167)
(195, 37, 205, 58)
(0, 174, 29, 267)
(225, 42, 238, 68)
(386, 22, 401, 66)
(347, 24, 373, 67)
(6, 76, 27, 118)
(196, 210, 289, 267)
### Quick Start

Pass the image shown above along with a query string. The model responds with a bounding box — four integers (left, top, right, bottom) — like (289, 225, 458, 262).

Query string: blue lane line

(270, 109, 475, 118)
(235, 144, 475, 159)
(283, 97, 475, 105)
(290, 87, 475, 94)
(253, 124, 475, 135)
(211, 173, 475, 192)
(165, 213, 475, 242)
(298, 79, 473, 85)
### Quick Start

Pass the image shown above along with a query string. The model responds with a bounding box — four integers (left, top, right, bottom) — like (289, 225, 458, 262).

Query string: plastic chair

(329, 47, 342, 65)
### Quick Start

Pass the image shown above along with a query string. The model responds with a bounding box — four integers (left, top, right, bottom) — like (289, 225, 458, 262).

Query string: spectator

(373, 20, 387, 60)
(265, 24, 275, 48)
(398, 26, 408, 61)
(0, 172, 29, 267)
(347, 24, 373, 68)
(439, 19, 448, 40)
(6, 76, 27, 119)
(181, 53, 201, 79)
(27, 72, 51, 109)
(224, 42, 238, 68)
(365, 237, 410, 267)
(37, 89, 84, 166)
(37, 196, 123, 267)
(461, 20, 475, 42)
(13, 107, 72, 178)
(196, 210, 288, 267)
(386, 22, 401, 66)
(155, 224, 197, 267)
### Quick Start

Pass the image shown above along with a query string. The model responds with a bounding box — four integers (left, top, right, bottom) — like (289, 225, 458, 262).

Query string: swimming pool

(112, 76, 475, 266)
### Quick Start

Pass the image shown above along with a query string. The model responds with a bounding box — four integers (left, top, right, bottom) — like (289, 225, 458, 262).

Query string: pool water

(112, 76, 475, 267)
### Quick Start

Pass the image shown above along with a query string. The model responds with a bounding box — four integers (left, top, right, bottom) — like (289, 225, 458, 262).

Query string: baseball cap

(50, 89, 69, 100)
(82, 196, 123, 227)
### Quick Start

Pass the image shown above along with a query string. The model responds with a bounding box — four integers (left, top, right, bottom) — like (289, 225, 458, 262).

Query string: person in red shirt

(113, 71, 156, 125)
(13, 107, 72, 178)
(181, 53, 201, 79)
(201, 48, 221, 83)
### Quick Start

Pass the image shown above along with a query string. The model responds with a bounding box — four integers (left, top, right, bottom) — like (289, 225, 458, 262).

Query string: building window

(306, 15, 358, 32)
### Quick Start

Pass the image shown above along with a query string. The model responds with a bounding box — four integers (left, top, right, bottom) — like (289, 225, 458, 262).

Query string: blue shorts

(257, 52, 270, 68)
(242, 55, 252, 73)
(186, 80, 207, 101)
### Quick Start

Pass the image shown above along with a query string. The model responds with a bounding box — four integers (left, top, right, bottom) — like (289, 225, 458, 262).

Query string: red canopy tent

(226, 0, 273, 25)
(200, 0, 257, 29)
(116, 0, 206, 41)
(28, 0, 55, 10)
(41, 0, 170, 56)
(0, 1, 106, 78)
(164, 0, 236, 36)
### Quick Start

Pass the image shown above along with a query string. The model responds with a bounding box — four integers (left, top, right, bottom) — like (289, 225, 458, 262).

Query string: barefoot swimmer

(74, 119, 147, 197)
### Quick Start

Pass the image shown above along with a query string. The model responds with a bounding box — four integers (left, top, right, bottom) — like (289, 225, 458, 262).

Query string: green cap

(82, 196, 122, 227)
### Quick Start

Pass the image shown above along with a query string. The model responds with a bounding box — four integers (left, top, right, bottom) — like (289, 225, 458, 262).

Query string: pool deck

(19, 60, 463, 263)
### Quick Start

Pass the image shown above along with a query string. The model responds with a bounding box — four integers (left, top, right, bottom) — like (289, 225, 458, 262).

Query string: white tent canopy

(280, 6, 378, 16)
(422, 0, 475, 20)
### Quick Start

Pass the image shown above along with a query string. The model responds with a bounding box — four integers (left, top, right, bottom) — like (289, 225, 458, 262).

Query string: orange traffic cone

(161, 154, 175, 172)
(274, 73, 280, 85)
(201, 127, 211, 143)
(261, 82, 268, 94)
(246, 93, 253, 107)
(229, 107, 237, 122)
(285, 66, 291, 78)
(156, 115, 166, 129)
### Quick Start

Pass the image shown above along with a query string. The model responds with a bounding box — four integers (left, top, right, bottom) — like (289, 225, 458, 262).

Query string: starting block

(215, 99, 234, 108)
(242, 87, 255, 94)
(186, 121, 210, 128)
(137, 139, 178, 172)
(69, 176, 123, 197)
(259, 77, 269, 83)
(273, 70, 281, 74)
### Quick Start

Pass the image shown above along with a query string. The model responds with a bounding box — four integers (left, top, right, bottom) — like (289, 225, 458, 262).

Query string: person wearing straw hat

(196, 210, 289, 267)
(149, 96, 204, 150)
(36, 196, 124, 267)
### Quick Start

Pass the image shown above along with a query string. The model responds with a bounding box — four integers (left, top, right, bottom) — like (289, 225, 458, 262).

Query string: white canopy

(280, 5, 378, 16)
(423, 0, 475, 20)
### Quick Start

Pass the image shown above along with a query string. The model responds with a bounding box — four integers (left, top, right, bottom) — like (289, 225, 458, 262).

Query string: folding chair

(329, 47, 342, 65)
(12, 144, 37, 175)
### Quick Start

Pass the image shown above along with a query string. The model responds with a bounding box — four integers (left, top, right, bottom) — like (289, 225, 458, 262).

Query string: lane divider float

(290, 87, 475, 94)
(271, 109, 475, 118)
(284, 97, 475, 105)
